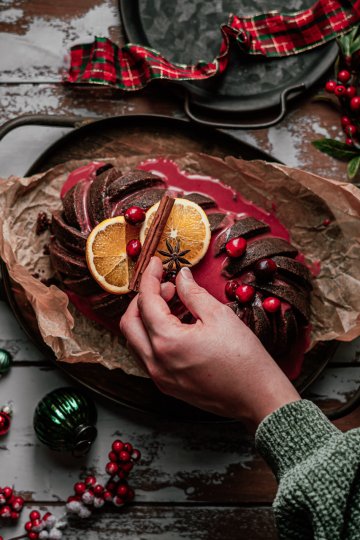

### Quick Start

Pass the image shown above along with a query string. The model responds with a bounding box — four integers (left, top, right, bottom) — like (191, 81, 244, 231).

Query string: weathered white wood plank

(0, 505, 277, 540)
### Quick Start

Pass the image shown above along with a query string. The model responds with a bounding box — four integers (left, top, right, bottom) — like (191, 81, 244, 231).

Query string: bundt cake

(49, 159, 312, 371)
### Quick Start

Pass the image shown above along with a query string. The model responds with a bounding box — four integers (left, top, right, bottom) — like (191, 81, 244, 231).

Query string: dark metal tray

(119, 0, 338, 128)
(0, 113, 351, 421)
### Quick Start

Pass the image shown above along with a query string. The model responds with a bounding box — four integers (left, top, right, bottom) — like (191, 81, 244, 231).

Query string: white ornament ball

(45, 514, 57, 529)
(39, 531, 50, 539)
(82, 490, 95, 505)
(93, 497, 105, 509)
(66, 501, 82, 514)
(78, 505, 92, 519)
(49, 529, 63, 540)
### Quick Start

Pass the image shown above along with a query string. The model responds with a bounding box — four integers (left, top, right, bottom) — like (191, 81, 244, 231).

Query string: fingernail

(180, 267, 193, 280)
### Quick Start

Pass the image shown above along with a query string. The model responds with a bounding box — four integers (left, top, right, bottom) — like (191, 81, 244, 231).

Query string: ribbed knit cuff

(255, 400, 341, 479)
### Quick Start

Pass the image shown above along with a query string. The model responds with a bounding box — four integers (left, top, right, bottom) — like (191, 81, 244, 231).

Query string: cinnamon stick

(129, 195, 175, 292)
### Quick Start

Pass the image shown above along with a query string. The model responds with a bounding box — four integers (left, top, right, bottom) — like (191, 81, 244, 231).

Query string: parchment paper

(1, 151, 360, 378)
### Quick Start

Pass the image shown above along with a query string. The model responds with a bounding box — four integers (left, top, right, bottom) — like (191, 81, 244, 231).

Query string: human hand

(120, 257, 300, 429)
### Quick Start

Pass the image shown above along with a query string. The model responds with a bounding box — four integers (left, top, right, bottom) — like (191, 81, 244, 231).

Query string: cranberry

(103, 490, 113, 502)
(225, 237, 247, 258)
(323, 218, 331, 226)
(28, 533, 39, 540)
(31, 519, 42, 529)
(346, 137, 354, 146)
(112, 440, 124, 453)
(122, 462, 134, 473)
(126, 239, 142, 259)
(93, 484, 104, 497)
(0, 505, 11, 518)
(346, 86, 357, 98)
(10, 511, 20, 520)
(235, 284, 255, 304)
(124, 443, 133, 453)
(29, 510, 41, 522)
(337, 69, 351, 83)
(341, 115, 351, 128)
(334, 85, 346, 96)
(131, 449, 141, 461)
(11, 496, 24, 510)
(2, 487, 12, 500)
(225, 280, 239, 300)
(74, 482, 86, 495)
(350, 96, 360, 111)
(119, 450, 131, 462)
(25, 521, 33, 532)
(263, 297, 281, 313)
(106, 462, 119, 476)
(113, 496, 125, 507)
(108, 451, 118, 462)
(254, 258, 277, 281)
(345, 124, 357, 136)
(325, 80, 336, 93)
(124, 206, 146, 225)
(117, 484, 128, 497)
(85, 476, 97, 487)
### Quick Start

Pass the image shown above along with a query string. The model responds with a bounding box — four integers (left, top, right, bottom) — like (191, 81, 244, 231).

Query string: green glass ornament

(33, 387, 97, 456)
(0, 349, 12, 378)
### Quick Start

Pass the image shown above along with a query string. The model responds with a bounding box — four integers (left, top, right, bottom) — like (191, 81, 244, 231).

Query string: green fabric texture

(255, 400, 360, 540)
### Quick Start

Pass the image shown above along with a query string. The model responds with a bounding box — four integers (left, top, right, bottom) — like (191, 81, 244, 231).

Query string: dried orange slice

(140, 198, 211, 269)
(86, 216, 137, 294)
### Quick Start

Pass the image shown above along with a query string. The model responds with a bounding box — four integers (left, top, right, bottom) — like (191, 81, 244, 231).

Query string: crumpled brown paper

(1, 152, 360, 378)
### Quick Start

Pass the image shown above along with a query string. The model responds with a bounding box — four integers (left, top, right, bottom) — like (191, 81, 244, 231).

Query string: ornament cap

(73, 424, 98, 457)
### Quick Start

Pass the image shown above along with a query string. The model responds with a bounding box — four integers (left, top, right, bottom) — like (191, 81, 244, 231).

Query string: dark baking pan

(119, 0, 338, 128)
(0, 113, 353, 421)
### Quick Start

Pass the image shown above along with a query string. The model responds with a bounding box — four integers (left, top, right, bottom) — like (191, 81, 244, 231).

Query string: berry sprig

(312, 25, 360, 181)
(2, 439, 141, 540)
(0, 487, 24, 522)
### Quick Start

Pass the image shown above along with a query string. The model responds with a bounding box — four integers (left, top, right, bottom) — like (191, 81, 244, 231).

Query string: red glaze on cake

(49, 159, 313, 380)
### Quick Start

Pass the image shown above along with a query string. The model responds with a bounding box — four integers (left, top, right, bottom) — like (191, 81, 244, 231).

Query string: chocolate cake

(49, 162, 312, 365)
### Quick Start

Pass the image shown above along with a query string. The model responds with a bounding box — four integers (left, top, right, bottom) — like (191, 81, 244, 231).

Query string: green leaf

(350, 36, 360, 55)
(347, 155, 360, 180)
(312, 139, 360, 161)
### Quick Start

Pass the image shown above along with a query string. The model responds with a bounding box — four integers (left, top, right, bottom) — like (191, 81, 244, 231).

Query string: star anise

(158, 238, 191, 271)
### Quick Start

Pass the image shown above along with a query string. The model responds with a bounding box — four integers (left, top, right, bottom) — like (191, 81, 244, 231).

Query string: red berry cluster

(224, 245, 282, 312)
(325, 69, 360, 146)
(0, 486, 24, 522)
(67, 440, 140, 512)
(24, 510, 60, 540)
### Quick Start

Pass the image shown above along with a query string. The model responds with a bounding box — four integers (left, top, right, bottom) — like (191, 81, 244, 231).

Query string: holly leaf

(347, 155, 360, 180)
(312, 139, 359, 161)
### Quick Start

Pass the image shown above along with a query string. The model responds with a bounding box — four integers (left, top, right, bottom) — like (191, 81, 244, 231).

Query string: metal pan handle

(184, 84, 305, 129)
(0, 114, 99, 142)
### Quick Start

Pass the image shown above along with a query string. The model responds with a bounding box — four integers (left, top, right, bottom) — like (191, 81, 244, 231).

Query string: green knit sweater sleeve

(255, 400, 360, 540)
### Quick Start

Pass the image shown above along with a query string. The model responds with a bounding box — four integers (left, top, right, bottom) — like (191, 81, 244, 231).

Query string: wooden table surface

(1, 2, 360, 539)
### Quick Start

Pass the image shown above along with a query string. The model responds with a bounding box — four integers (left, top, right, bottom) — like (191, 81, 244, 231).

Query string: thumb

(176, 266, 222, 322)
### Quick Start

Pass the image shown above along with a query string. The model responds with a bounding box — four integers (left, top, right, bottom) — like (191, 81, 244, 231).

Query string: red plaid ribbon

(66, 0, 360, 91)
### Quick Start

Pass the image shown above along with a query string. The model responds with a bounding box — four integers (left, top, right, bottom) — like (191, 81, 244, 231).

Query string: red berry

(225, 280, 239, 300)
(117, 484, 128, 497)
(117, 470, 126, 480)
(325, 80, 336, 93)
(262, 297, 281, 313)
(43, 512, 52, 521)
(106, 462, 119, 476)
(254, 258, 277, 281)
(113, 496, 125, 507)
(106, 481, 117, 493)
(235, 284, 255, 304)
(119, 451, 131, 462)
(30, 510, 41, 522)
(31, 518, 42, 529)
(346, 137, 354, 146)
(350, 96, 360, 110)
(323, 218, 331, 226)
(341, 115, 351, 128)
(112, 440, 124, 453)
(67, 495, 80, 503)
(345, 124, 357, 136)
(124, 206, 146, 225)
(108, 451, 118, 462)
(126, 239, 142, 259)
(0, 505, 11, 518)
(25, 521, 33, 531)
(122, 462, 134, 473)
(3, 487, 12, 500)
(123, 443, 133, 453)
(11, 496, 24, 511)
(131, 449, 141, 461)
(337, 69, 351, 83)
(28, 533, 39, 540)
(74, 482, 86, 495)
(94, 484, 104, 497)
(225, 237, 247, 258)
(335, 85, 346, 96)
(346, 86, 357, 98)
(103, 490, 113, 502)
(11, 511, 20, 520)
(85, 476, 97, 487)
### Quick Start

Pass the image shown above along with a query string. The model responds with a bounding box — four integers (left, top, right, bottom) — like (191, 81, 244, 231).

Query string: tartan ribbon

(66, 0, 360, 91)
